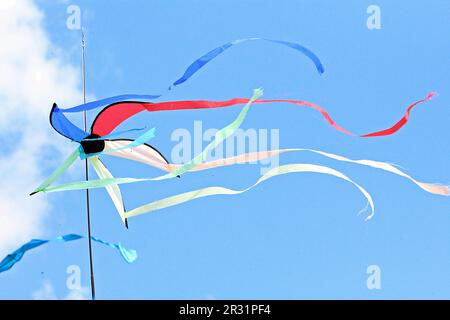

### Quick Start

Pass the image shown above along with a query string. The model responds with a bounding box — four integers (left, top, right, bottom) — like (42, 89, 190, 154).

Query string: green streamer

(89, 157, 127, 225)
(31, 148, 80, 195)
(42, 176, 147, 193)
(152, 88, 263, 180)
(124, 163, 375, 220)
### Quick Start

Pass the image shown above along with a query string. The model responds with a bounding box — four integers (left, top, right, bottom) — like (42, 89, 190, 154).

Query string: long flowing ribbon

(30, 148, 81, 195)
(106, 147, 449, 196)
(184, 149, 449, 196)
(90, 97, 350, 137)
(123, 163, 375, 220)
(84, 155, 375, 220)
(169, 37, 324, 89)
(361, 92, 436, 137)
(94, 147, 449, 223)
(89, 157, 127, 226)
(59, 94, 161, 114)
(89, 93, 435, 138)
(0, 234, 137, 274)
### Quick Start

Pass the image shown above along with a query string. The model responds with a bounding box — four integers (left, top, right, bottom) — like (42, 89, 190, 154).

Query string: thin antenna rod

(81, 29, 96, 301)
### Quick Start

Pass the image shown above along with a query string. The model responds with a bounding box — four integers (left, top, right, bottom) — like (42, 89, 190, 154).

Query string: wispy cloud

(0, 0, 83, 255)
(64, 286, 90, 300)
(32, 280, 90, 300)
(31, 280, 57, 300)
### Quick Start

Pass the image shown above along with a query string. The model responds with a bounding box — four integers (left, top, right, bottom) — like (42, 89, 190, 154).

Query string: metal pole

(81, 29, 96, 300)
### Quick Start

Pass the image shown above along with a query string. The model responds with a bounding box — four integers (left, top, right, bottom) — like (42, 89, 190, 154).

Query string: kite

(15, 38, 448, 276)
(32, 88, 448, 226)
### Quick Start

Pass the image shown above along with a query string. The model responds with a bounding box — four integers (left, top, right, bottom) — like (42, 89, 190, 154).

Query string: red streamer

(91, 93, 435, 138)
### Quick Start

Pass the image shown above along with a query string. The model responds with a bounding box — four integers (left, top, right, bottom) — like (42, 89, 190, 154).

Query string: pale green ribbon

(123, 163, 375, 220)
(89, 157, 127, 225)
(31, 148, 80, 195)
(153, 88, 263, 180)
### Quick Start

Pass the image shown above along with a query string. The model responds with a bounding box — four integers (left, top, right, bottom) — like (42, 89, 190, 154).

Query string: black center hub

(80, 133, 105, 155)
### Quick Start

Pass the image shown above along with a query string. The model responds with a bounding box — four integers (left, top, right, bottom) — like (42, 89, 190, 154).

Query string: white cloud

(32, 280, 57, 300)
(0, 0, 83, 255)
(65, 286, 90, 300)
(32, 280, 89, 300)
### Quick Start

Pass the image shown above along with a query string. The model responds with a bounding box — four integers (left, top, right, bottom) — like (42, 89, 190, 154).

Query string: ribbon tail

(0, 234, 137, 274)
(31, 148, 81, 195)
(360, 92, 436, 137)
(125, 163, 375, 220)
(170, 37, 324, 88)
(90, 236, 137, 263)
(88, 157, 128, 226)
(103, 140, 171, 172)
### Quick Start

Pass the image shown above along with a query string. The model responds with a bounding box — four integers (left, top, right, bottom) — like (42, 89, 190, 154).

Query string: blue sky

(1, 0, 449, 299)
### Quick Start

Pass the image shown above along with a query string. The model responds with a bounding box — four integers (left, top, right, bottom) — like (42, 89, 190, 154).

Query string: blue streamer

(51, 38, 324, 141)
(169, 37, 324, 89)
(79, 127, 156, 159)
(60, 94, 161, 113)
(83, 127, 147, 141)
(50, 104, 90, 142)
(51, 96, 159, 142)
(91, 237, 138, 265)
(0, 234, 137, 274)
